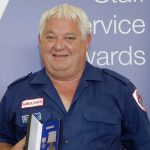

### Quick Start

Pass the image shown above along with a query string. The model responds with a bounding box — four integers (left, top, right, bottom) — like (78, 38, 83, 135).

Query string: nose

(54, 38, 64, 51)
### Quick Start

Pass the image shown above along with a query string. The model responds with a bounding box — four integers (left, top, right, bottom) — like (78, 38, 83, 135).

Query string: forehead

(44, 17, 81, 34)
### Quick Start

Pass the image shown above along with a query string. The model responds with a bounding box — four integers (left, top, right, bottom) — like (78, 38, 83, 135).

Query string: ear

(38, 34, 41, 43)
(85, 33, 91, 50)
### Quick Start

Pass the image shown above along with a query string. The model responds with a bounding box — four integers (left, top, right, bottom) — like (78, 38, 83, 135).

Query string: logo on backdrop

(0, 0, 9, 20)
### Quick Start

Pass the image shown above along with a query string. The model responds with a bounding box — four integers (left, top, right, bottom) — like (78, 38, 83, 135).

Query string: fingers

(11, 137, 26, 150)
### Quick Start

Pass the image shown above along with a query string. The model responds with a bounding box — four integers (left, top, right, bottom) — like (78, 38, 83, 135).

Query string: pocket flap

(15, 108, 52, 127)
(83, 107, 119, 124)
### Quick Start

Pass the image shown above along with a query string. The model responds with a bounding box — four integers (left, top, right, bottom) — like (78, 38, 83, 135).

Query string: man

(0, 3, 150, 150)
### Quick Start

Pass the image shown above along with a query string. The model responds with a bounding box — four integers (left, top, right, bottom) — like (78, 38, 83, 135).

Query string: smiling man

(0, 3, 150, 150)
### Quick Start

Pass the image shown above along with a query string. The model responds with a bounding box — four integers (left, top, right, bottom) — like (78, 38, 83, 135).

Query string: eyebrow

(45, 30, 55, 35)
(45, 30, 76, 37)
(65, 33, 76, 36)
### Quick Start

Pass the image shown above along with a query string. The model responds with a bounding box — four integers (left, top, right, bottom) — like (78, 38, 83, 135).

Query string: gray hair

(39, 3, 90, 40)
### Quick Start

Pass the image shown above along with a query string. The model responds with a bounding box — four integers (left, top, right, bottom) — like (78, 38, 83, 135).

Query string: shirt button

(65, 140, 69, 144)
(65, 117, 69, 121)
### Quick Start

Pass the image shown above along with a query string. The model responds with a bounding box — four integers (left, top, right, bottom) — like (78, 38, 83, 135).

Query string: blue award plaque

(40, 120, 60, 150)
(25, 114, 60, 150)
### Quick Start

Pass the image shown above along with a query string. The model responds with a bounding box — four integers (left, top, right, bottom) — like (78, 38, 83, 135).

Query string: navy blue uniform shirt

(0, 62, 150, 150)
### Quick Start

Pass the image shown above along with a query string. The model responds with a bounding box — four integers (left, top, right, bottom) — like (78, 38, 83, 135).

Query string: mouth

(52, 54, 68, 58)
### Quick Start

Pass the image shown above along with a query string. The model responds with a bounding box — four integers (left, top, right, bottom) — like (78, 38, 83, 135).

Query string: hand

(10, 137, 26, 150)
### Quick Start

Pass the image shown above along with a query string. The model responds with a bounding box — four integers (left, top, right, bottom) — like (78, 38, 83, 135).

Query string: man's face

(39, 17, 91, 80)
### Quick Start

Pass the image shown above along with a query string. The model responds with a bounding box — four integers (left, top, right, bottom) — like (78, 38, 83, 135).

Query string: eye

(46, 35, 56, 41)
(65, 36, 76, 43)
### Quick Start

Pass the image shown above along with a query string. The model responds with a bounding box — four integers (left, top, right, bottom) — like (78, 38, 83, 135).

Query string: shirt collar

(82, 61, 103, 82)
(30, 68, 50, 85)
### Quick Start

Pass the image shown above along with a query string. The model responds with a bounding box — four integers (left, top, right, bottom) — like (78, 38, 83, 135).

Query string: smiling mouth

(53, 54, 68, 57)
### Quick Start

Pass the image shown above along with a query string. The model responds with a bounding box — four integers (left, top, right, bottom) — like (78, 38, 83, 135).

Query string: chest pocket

(82, 107, 121, 149)
(14, 108, 52, 140)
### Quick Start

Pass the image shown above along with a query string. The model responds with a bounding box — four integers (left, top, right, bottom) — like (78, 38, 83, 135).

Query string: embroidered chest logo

(21, 98, 44, 109)
(132, 89, 146, 112)
(22, 112, 42, 123)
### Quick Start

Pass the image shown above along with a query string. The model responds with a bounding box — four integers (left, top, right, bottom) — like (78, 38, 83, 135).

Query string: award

(25, 114, 60, 150)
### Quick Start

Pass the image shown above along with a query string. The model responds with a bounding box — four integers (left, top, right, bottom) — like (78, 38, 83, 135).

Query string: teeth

(53, 54, 67, 57)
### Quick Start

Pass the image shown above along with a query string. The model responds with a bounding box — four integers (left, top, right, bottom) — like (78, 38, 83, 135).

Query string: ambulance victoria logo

(132, 89, 146, 112)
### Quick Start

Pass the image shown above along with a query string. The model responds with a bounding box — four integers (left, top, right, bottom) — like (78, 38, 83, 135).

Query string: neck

(46, 68, 84, 83)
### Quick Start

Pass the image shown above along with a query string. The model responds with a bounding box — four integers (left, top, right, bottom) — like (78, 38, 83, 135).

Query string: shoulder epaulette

(103, 68, 130, 85)
(8, 72, 32, 88)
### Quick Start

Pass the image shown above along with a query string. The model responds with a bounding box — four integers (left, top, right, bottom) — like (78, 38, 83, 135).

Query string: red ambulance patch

(21, 98, 44, 109)
(132, 89, 146, 112)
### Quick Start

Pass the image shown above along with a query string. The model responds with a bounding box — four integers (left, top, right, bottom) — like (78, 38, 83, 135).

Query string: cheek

(40, 43, 53, 54)
(66, 42, 83, 53)
(40, 47, 51, 61)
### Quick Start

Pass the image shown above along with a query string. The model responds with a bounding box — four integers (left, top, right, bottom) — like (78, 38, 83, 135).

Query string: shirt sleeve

(121, 82, 150, 150)
(0, 88, 17, 145)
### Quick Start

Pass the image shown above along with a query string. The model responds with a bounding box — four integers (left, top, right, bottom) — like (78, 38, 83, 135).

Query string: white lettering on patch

(21, 98, 44, 109)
